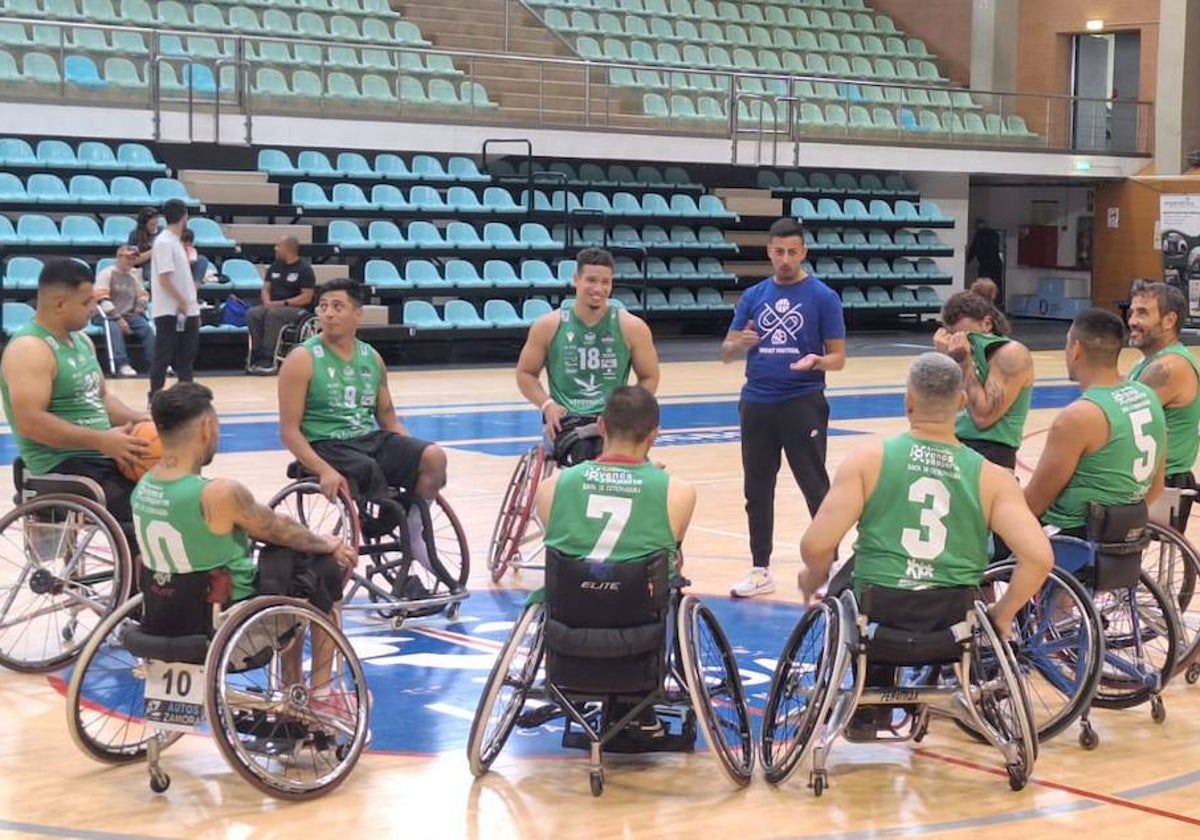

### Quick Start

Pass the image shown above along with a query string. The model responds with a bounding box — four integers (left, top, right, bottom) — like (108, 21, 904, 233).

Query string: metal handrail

(0, 15, 1155, 155)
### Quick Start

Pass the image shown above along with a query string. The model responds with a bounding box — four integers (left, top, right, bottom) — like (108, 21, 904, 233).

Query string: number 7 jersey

(853, 433, 988, 591)
(1042, 381, 1166, 530)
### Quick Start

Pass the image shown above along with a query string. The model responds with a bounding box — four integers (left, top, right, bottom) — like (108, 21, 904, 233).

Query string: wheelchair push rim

(0, 493, 132, 673)
(760, 600, 840, 785)
(66, 594, 185, 764)
(487, 446, 547, 583)
(206, 596, 371, 801)
(678, 595, 754, 787)
(1142, 522, 1200, 678)
(467, 603, 545, 776)
(967, 601, 1039, 783)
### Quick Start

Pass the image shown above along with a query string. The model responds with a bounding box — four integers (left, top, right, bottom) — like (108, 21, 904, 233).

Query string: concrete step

(226, 223, 312, 245)
(713, 189, 781, 216)
(186, 181, 279, 205)
(178, 169, 268, 184)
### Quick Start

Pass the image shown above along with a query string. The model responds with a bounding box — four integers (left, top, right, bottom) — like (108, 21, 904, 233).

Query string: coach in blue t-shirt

(720, 217, 846, 598)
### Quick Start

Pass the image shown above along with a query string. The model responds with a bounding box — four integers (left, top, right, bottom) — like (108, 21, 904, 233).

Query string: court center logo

(758, 299, 804, 346)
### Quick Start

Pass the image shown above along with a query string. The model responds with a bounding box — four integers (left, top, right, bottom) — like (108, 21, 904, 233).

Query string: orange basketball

(119, 420, 164, 481)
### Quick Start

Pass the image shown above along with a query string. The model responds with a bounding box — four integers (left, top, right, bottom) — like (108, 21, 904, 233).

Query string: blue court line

(0, 820, 172, 840)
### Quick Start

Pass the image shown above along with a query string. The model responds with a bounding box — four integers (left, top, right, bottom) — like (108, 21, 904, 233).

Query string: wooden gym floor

(2, 346, 1199, 839)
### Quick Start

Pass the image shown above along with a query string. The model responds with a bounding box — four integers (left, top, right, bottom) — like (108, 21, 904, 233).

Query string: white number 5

(1130, 407, 1157, 482)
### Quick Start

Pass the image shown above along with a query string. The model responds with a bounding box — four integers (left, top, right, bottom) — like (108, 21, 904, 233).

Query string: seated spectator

(181, 228, 217, 287)
(246, 235, 316, 375)
(94, 245, 155, 377)
(127, 206, 159, 282)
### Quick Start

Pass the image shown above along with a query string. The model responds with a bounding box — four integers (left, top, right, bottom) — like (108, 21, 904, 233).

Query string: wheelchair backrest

(858, 585, 976, 667)
(138, 564, 230, 637)
(544, 547, 670, 628)
(11, 457, 106, 505)
(1086, 500, 1148, 544)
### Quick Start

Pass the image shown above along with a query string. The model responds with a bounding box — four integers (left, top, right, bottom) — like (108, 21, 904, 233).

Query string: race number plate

(143, 661, 206, 732)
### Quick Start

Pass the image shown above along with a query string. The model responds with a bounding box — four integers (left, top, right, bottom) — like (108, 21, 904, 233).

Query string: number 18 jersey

(853, 433, 988, 591)
(546, 306, 632, 416)
(1043, 382, 1166, 530)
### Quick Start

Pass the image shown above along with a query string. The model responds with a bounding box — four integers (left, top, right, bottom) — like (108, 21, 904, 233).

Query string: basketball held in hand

(118, 420, 164, 481)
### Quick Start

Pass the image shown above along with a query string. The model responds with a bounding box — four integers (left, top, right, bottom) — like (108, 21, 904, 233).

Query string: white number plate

(143, 660, 206, 732)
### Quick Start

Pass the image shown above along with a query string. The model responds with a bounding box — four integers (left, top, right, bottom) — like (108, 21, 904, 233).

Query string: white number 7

(585, 494, 633, 561)
(1130, 407, 1157, 482)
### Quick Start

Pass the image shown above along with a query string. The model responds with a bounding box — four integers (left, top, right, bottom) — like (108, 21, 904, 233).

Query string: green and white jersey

(546, 306, 633, 416)
(132, 473, 257, 601)
(1129, 343, 1200, 477)
(853, 433, 989, 591)
(0, 322, 109, 474)
(299, 337, 384, 442)
(1043, 382, 1167, 530)
(954, 331, 1031, 449)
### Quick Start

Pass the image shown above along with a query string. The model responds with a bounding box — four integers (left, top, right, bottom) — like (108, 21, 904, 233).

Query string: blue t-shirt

(729, 274, 845, 403)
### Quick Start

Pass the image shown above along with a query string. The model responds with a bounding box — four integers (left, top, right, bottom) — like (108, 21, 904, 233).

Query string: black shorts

(960, 438, 1018, 471)
(255, 544, 345, 614)
(51, 456, 139, 552)
(311, 430, 431, 500)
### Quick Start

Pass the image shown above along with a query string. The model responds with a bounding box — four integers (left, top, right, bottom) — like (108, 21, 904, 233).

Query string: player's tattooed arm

(226, 482, 335, 554)
(964, 342, 1032, 429)
(1137, 358, 1179, 407)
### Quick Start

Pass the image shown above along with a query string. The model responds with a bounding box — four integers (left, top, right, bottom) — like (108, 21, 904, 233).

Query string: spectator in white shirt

(149, 199, 200, 396)
(94, 245, 155, 377)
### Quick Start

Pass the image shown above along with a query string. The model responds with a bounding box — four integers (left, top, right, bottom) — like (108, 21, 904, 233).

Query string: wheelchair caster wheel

(1151, 696, 1166, 724)
(1006, 765, 1027, 792)
(809, 771, 827, 797)
(589, 770, 604, 797)
(446, 601, 461, 621)
(1078, 725, 1099, 751)
(391, 616, 406, 631)
(336, 743, 351, 761)
(1187, 662, 1200, 685)
(149, 772, 170, 794)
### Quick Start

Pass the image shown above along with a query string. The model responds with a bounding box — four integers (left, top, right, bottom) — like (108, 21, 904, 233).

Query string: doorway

(1071, 31, 1140, 152)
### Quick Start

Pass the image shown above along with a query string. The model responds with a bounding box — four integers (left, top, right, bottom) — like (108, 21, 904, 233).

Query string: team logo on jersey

(565, 331, 575, 342)
(572, 374, 602, 399)
(313, 345, 325, 358)
(583, 332, 596, 344)
(757, 301, 805, 345)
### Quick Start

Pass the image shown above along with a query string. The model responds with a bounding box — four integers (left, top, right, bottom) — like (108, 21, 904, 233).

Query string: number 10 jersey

(853, 433, 988, 591)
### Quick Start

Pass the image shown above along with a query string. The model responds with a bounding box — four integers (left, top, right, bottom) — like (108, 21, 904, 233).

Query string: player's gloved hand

(317, 466, 348, 502)
(543, 401, 566, 439)
(99, 425, 150, 474)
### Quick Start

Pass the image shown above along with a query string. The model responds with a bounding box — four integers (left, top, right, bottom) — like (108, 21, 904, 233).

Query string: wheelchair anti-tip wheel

(760, 601, 840, 785)
(66, 595, 185, 764)
(467, 603, 546, 776)
(0, 493, 132, 673)
(206, 595, 371, 801)
(677, 595, 754, 786)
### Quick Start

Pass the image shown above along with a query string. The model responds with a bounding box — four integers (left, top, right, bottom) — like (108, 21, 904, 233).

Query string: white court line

(689, 524, 799, 551)
(426, 702, 478, 721)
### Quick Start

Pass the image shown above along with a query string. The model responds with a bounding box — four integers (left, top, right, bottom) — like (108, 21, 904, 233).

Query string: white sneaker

(730, 568, 775, 598)
(117, 364, 137, 377)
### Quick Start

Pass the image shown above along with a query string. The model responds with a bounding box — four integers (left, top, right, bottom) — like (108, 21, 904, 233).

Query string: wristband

(540, 398, 555, 413)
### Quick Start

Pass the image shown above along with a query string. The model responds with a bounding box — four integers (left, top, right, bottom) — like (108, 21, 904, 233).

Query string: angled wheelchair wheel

(0, 494, 132, 673)
(1142, 522, 1200, 678)
(467, 603, 545, 776)
(978, 562, 1103, 743)
(760, 600, 840, 785)
(428, 494, 470, 590)
(1092, 572, 1179, 709)
(968, 602, 1038, 790)
(488, 446, 547, 583)
(678, 595, 754, 787)
(361, 496, 462, 620)
(66, 595, 185, 764)
(266, 482, 359, 551)
(206, 596, 371, 801)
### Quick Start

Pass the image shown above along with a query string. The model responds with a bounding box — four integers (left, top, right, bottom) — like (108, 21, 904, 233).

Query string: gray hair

(908, 352, 964, 409)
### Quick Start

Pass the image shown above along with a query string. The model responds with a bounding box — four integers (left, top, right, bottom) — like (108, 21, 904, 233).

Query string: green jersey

(530, 458, 676, 605)
(1129, 343, 1200, 476)
(300, 337, 384, 442)
(0, 322, 110, 474)
(1043, 382, 1167, 530)
(546, 306, 632, 416)
(955, 332, 1031, 450)
(131, 473, 257, 601)
(854, 433, 988, 591)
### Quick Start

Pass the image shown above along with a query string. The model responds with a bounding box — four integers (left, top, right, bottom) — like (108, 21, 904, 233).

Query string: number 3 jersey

(131, 473, 257, 601)
(544, 458, 677, 567)
(1043, 381, 1166, 530)
(299, 336, 383, 442)
(853, 433, 988, 591)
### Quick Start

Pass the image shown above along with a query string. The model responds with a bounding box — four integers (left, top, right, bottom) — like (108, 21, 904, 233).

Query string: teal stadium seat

(363, 260, 408, 290)
(447, 222, 487, 249)
(484, 299, 525, 328)
(219, 259, 263, 291)
(5, 257, 43, 290)
(446, 260, 489, 288)
(328, 220, 371, 248)
(402, 300, 448, 330)
(102, 215, 134, 243)
(68, 175, 109, 202)
(404, 260, 446, 289)
(65, 56, 107, 90)
(18, 215, 63, 244)
(188, 218, 234, 247)
(368, 221, 407, 248)
(27, 174, 72, 204)
(484, 260, 525, 288)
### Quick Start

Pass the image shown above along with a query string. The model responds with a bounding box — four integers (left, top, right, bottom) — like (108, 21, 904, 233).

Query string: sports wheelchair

(66, 564, 370, 800)
(760, 585, 1037, 795)
(269, 462, 469, 628)
(468, 547, 754, 796)
(1143, 486, 1200, 684)
(245, 309, 320, 371)
(488, 415, 601, 582)
(0, 458, 132, 672)
(980, 500, 1183, 751)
